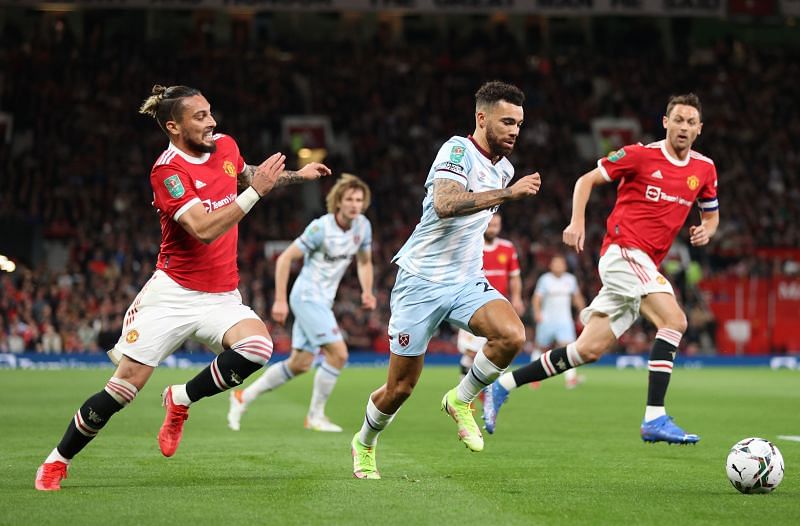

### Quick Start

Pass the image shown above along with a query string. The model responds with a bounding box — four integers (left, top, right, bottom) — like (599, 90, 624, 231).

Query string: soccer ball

(726, 437, 784, 494)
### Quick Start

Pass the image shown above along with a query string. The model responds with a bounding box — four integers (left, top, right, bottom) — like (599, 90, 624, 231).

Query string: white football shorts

(580, 244, 674, 338)
(108, 270, 261, 367)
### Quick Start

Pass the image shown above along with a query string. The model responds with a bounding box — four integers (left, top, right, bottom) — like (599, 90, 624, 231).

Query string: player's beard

(486, 125, 514, 158)
(484, 231, 497, 243)
(186, 136, 217, 155)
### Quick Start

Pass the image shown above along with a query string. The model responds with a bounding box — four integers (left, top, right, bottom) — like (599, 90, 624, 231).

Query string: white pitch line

(777, 435, 800, 442)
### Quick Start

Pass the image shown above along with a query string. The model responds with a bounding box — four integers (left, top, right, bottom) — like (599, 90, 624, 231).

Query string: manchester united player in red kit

(34, 84, 331, 491)
(484, 94, 718, 444)
(456, 213, 525, 377)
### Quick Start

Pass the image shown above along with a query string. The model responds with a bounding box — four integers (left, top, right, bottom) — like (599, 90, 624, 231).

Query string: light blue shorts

(388, 268, 507, 356)
(535, 320, 577, 347)
(289, 296, 343, 354)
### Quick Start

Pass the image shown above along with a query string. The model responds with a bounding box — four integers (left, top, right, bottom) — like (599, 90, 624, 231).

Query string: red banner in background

(700, 276, 800, 355)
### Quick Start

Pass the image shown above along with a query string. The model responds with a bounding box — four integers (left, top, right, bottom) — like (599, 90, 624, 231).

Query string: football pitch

(1, 366, 797, 525)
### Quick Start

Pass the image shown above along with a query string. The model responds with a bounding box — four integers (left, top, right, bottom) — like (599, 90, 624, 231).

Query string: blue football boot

(482, 381, 510, 435)
(640, 415, 700, 444)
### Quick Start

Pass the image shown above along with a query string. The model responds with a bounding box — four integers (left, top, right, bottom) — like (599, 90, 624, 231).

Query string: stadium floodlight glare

(0, 255, 15, 273)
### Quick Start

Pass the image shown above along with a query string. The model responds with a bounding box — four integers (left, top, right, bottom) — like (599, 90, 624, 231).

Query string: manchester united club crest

(686, 175, 699, 190)
(498, 253, 508, 264)
(656, 275, 667, 285)
(223, 160, 236, 178)
(125, 329, 139, 344)
(398, 333, 410, 347)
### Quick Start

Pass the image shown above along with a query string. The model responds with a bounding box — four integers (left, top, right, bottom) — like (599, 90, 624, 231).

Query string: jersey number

(476, 281, 492, 293)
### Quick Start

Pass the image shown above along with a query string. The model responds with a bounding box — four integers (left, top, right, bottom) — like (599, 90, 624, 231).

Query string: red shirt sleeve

(151, 164, 199, 220)
(597, 144, 642, 182)
(697, 163, 719, 212)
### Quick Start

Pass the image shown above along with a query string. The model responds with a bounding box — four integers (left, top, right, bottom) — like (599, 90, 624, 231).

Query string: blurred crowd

(1, 12, 798, 356)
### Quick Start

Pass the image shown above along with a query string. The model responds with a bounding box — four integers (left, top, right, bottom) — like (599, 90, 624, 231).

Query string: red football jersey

(483, 238, 521, 298)
(597, 140, 719, 266)
(150, 134, 245, 292)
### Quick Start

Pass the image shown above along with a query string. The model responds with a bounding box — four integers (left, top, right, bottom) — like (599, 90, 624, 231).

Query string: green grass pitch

(1, 366, 798, 525)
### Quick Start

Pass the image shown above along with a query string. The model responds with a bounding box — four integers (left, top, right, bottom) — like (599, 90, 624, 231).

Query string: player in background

(456, 213, 525, 382)
(351, 81, 542, 479)
(34, 84, 330, 491)
(482, 93, 718, 444)
(483, 254, 585, 431)
(227, 174, 375, 433)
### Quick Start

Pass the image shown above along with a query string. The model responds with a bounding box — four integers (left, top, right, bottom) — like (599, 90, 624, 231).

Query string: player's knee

(576, 340, 608, 363)
(662, 313, 688, 334)
(496, 321, 526, 354)
(387, 379, 416, 403)
(325, 345, 348, 369)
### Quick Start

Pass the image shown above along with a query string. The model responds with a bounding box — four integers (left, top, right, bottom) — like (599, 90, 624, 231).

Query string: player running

(351, 81, 541, 479)
(34, 84, 330, 491)
(227, 174, 375, 433)
(456, 213, 525, 380)
(483, 93, 719, 444)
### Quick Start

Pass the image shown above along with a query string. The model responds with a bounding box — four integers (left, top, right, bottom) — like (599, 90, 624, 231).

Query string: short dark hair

(139, 84, 202, 135)
(666, 93, 702, 120)
(475, 81, 525, 109)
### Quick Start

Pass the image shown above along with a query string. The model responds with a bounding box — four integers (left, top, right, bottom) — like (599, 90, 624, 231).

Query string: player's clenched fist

(271, 299, 289, 325)
(510, 172, 541, 199)
(689, 225, 710, 246)
(562, 222, 585, 253)
(252, 152, 286, 197)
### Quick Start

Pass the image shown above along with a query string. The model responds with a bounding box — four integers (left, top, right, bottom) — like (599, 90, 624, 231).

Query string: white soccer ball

(726, 437, 784, 494)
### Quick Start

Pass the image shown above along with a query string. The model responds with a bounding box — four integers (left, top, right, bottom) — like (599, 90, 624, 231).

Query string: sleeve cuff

(173, 198, 201, 221)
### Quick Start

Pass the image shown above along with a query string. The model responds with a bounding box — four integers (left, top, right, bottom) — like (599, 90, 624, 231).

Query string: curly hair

(475, 81, 525, 109)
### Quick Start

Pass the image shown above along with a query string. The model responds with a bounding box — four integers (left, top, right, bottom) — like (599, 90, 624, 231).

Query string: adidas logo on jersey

(650, 170, 663, 179)
(195, 180, 207, 189)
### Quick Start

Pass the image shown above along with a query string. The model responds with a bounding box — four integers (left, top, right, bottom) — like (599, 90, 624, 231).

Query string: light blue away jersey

(291, 213, 372, 306)
(534, 272, 578, 324)
(393, 136, 515, 284)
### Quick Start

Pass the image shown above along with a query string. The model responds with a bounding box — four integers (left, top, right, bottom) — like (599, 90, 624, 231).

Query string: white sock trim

(46, 447, 71, 464)
(644, 405, 667, 422)
(566, 342, 583, 367)
(170, 384, 192, 406)
(498, 371, 518, 391)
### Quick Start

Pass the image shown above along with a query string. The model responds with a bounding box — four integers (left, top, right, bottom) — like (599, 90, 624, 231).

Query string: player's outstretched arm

(271, 243, 305, 325)
(238, 162, 331, 192)
(432, 173, 541, 218)
(275, 162, 332, 188)
(563, 168, 607, 253)
(178, 153, 285, 244)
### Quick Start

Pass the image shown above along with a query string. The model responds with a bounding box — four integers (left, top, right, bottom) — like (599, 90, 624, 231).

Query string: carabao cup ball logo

(687, 175, 699, 190)
(607, 148, 626, 163)
(450, 146, 465, 163)
(223, 160, 236, 178)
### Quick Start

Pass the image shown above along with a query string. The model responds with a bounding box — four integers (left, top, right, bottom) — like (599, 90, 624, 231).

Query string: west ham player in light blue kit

(483, 254, 586, 433)
(228, 174, 375, 432)
(351, 82, 542, 479)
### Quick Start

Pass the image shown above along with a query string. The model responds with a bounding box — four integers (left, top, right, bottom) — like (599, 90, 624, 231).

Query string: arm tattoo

(237, 165, 255, 191)
(274, 170, 305, 188)
(432, 179, 512, 218)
